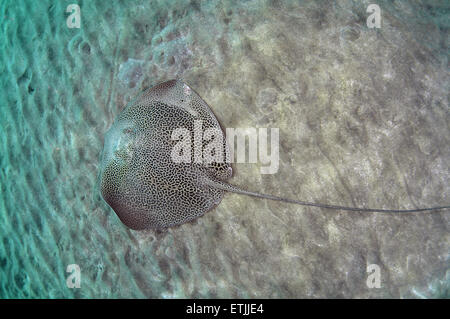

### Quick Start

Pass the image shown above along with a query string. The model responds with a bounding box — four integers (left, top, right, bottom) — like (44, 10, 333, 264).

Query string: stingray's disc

(100, 80, 232, 230)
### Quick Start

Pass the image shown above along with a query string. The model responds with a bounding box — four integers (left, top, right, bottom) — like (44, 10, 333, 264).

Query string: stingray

(99, 80, 449, 230)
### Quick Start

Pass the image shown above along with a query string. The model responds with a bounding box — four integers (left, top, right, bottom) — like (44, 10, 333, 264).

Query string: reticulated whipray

(99, 80, 449, 230)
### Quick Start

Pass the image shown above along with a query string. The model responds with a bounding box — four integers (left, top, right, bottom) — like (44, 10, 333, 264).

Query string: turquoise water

(0, 0, 449, 298)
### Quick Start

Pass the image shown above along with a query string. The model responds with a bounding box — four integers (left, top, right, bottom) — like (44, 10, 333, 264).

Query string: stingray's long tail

(205, 179, 450, 213)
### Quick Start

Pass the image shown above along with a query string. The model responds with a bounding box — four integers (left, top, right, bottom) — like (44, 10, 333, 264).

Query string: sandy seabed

(0, 0, 449, 298)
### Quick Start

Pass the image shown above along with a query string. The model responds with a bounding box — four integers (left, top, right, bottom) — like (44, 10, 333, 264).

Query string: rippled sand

(0, 0, 448, 298)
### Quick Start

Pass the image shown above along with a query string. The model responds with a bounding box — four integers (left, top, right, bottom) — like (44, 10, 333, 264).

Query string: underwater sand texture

(0, 0, 449, 298)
